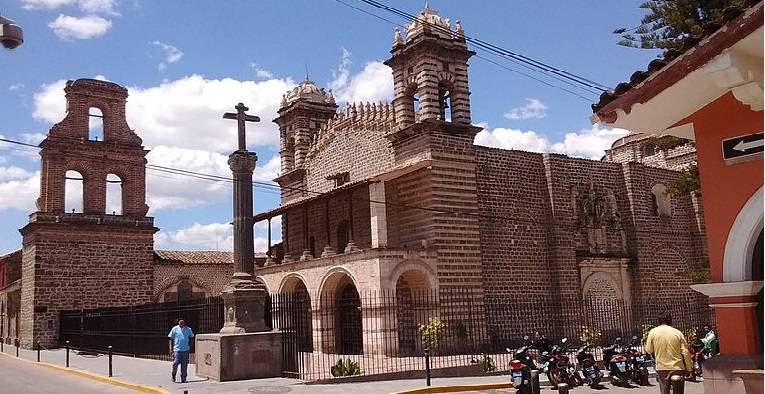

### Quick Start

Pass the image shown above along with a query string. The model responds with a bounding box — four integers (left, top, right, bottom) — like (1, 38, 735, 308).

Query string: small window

(644, 144, 656, 156)
(650, 184, 671, 217)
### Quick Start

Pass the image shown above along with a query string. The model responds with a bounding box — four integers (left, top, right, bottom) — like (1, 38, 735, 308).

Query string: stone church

(0, 6, 705, 351)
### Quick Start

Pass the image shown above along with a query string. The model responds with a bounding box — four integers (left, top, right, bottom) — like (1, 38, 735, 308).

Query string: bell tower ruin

(19, 79, 156, 348)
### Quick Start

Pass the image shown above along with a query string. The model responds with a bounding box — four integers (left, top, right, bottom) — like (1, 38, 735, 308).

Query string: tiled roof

(592, 0, 762, 115)
(154, 250, 233, 265)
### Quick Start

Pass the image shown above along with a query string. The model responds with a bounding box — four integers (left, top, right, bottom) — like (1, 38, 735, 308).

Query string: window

(88, 107, 103, 141)
(650, 183, 671, 217)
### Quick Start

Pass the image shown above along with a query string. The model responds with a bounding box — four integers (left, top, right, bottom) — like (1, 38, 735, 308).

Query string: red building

(593, 2, 763, 392)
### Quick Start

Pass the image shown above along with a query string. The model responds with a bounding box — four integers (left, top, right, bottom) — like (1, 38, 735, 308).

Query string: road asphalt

(0, 344, 706, 394)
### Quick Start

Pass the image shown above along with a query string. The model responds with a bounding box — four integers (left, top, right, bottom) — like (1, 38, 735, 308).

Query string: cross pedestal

(195, 103, 283, 381)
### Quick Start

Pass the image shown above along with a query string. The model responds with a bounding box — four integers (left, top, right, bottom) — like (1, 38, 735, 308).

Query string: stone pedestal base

(195, 331, 282, 381)
(701, 354, 763, 394)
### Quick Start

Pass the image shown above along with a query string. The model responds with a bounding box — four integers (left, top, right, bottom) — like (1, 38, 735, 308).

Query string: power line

(332, 0, 610, 100)
(0, 135, 700, 238)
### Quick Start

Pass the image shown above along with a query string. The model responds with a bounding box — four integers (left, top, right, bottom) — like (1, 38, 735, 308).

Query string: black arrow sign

(722, 132, 764, 161)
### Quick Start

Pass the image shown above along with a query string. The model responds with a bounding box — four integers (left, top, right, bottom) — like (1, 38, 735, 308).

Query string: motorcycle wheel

(517, 384, 532, 394)
(589, 374, 600, 389)
(547, 370, 562, 387)
(639, 368, 649, 386)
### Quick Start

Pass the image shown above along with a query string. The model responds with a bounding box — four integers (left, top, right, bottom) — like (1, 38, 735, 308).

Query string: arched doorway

(336, 283, 362, 354)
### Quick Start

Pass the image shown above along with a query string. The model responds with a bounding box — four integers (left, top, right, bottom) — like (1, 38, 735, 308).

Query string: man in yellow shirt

(645, 312, 692, 394)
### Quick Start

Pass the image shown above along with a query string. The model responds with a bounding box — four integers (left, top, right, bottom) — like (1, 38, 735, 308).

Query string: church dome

(282, 78, 335, 107)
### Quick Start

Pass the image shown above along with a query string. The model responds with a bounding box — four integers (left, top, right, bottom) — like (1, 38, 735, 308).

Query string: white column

(369, 183, 388, 248)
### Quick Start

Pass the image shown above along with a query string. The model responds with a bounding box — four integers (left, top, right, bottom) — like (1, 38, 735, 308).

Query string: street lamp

(0, 13, 23, 50)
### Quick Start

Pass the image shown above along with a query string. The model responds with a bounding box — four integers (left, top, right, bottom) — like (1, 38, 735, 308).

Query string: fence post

(424, 348, 431, 387)
(65, 341, 70, 367)
(530, 369, 541, 394)
(670, 374, 684, 393)
(108, 346, 113, 377)
(14, 338, 18, 357)
(36, 341, 40, 362)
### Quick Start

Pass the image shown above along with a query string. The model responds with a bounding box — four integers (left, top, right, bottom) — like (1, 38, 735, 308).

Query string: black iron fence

(59, 290, 713, 380)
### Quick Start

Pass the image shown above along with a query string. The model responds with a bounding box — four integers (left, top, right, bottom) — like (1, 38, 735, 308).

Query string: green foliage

(641, 324, 655, 344)
(666, 163, 701, 197)
(473, 353, 497, 372)
(646, 135, 694, 152)
(675, 258, 710, 283)
(418, 316, 446, 350)
(579, 325, 603, 347)
(614, 0, 744, 50)
(330, 358, 361, 377)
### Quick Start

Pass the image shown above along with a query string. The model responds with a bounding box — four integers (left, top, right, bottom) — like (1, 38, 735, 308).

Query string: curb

(0, 351, 171, 394)
(392, 382, 512, 394)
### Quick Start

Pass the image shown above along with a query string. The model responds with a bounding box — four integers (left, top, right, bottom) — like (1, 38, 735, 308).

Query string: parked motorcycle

(688, 336, 705, 381)
(575, 339, 602, 389)
(507, 335, 536, 394)
(603, 337, 631, 387)
(624, 335, 650, 386)
(539, 337, 581, 388)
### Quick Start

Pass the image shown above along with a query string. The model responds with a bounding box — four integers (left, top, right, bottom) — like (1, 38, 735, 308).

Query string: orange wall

(682, 92, 763, 282)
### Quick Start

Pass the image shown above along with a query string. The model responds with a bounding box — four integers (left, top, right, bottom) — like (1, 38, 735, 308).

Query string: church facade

(0, 6, 707, 352)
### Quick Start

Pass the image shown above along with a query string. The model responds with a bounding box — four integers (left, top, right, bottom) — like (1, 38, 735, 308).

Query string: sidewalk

(0, 344, 705, 394)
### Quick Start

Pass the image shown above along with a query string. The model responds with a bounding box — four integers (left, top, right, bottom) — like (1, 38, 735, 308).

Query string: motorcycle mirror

(616, 337, 622, 341)
(523, 335, 529, 341)
(632, 335, 638, 340)
(561, 337, 568, 343)
(506, 348, 511, 353)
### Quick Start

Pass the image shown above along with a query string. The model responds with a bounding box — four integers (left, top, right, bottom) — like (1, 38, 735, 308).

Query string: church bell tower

(19, 79, 156, 349)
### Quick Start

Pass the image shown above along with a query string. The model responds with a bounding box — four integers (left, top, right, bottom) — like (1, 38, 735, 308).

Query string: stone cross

(223, 103, 260, 151)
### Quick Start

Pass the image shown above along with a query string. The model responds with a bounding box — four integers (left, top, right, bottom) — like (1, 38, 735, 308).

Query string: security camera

(0, 15, 23, 50)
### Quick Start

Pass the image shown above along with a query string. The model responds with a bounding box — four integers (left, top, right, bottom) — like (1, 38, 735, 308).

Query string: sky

(0, 0, 663, 255)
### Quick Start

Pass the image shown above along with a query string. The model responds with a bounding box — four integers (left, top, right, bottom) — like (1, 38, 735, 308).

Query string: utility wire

(332, 0, 610, 100)
(0, 135, 701, 238)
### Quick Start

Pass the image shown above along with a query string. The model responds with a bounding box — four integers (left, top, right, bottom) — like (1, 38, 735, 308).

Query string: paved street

(0, 345, 708, 394)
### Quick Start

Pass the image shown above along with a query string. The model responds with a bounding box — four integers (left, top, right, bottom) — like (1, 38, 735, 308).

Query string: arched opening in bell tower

(65, 170, 84, 213)
(438, 83, 452, 122)
(88, 107, 104, 142)
(106, 173, 122, 215)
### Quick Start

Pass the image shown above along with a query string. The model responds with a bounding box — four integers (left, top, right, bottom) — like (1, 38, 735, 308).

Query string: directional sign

(722, 132, 763, 162)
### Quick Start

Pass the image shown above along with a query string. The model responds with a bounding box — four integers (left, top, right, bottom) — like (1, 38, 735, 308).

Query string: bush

(579, 325, 602, 347)
(474, 353, 496, 372)
(641, 324, 655, 344)
(418, 316, 446, 351)
(330, 358, 361, 377)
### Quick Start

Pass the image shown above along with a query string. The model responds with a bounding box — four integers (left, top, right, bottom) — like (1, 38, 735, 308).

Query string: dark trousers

(657, 370, 685, 394)
(172, 350, 190, 382)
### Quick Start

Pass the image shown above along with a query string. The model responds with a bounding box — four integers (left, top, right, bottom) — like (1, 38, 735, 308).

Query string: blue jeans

(172, 350, 190, 382)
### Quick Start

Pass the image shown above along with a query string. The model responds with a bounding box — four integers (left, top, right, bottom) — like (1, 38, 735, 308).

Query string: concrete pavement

(0, 344, 706, 394)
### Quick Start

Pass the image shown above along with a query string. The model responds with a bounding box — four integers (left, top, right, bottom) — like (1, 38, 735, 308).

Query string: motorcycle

(507, 335, 536, 394)
(603, 337, 631, 387)
(688, 337, 705, 381)
(624, 335, 650, 386)
(539, 337, 581, 388)
(575, 339, 602, 388)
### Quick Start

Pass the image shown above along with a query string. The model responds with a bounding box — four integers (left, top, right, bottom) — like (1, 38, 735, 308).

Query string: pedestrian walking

(644, 312, 692, 394)
(168, 318, 194, 383)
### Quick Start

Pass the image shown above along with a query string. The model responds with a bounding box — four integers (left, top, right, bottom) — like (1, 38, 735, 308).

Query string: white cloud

(475, 124, 629, 160)
(9, 84, 25, 91)
(32, 75, 294, 152)
(504, 98, 548, 120)
(0, 166, 34, 182)
(155, 220, 281, 252)
(20, 0, 74, 10)
(328, 49, 393, 105)
(0, 171, 39, 212)
(550, 124, 630, 160)
(151, 41, 183, 71)
(21, 0, 118, 14)
(49, 14, 112, 40)
(249, 63, 274, 80)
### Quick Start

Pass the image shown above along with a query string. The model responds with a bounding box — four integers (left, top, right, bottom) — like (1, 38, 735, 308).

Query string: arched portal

(335, 282, 362, 354)
(395, 268, 435, 355)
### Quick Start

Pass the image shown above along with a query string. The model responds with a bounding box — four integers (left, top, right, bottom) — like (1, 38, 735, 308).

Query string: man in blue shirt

(168, 318, 194, 383)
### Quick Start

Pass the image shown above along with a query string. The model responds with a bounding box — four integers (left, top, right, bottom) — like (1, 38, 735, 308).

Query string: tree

(614, 0, 744, 50)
